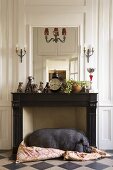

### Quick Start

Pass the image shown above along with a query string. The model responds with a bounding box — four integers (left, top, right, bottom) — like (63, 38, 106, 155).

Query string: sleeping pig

(27, 128, 92, 153)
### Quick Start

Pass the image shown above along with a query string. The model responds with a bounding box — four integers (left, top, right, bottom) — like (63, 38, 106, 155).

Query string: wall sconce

(44, 28, 66, 43)
(16, 46, 26, 63)
(83, 46, 94, 63)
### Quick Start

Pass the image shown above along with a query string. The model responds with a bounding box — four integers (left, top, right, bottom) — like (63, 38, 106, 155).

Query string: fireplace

(23, 107, 87, 140)
(12, 93, 98, 154)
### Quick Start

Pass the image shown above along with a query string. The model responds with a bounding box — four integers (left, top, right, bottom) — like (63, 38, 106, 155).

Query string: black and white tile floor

(0, 150, 113, 170)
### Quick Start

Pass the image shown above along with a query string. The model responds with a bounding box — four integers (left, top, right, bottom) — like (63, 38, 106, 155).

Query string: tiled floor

(0, 150, 113, 170)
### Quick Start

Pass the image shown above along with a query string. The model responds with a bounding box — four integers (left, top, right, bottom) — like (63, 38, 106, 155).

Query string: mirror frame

(26, 24, 85, 83)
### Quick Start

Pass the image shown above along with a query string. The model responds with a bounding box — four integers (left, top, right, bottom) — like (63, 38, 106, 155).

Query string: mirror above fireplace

(33, 27, 81, 85)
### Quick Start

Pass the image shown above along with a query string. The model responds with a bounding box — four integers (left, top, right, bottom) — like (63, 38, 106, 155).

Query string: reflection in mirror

(33, 27, 80, 85)
(49, 70, 66, 82)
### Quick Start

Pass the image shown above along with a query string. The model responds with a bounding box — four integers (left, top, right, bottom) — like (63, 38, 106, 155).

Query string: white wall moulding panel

(98, 0, 113, 106)
(0, 100, 11, 107)
(25, 6, 86, 15)
(0, 0, 21, 149)
(25, 0, 86, 6)
(26, 12, 85, 27)
(0, 107, 12, 149)
(97, 0, 113, 151)
(98, 107, 113, 150)
(25, 0, 86, 26)
(0, 0, 18, 104)
(16, 0, 27, 83)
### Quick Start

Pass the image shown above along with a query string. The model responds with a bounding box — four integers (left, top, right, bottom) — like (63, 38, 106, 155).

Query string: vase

(72, 83, 82, 93)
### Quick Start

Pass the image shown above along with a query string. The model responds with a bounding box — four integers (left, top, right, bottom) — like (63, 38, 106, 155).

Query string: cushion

(63, 147, 111, 161)
(16, 141, 65, 163)
(16, 141, 111, 163)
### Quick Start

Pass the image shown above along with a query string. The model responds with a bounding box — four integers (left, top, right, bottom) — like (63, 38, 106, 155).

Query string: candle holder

(44, 28, 66, 43)
(87, 68, 95, 91)
(84, 46, 94, 63)
(16, 47, 26, 63)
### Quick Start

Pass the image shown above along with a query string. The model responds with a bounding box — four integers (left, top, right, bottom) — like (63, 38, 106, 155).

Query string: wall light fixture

(84, 46, 94, 63)
(44, 28, 66, 43)
(16, 46, 26, 63)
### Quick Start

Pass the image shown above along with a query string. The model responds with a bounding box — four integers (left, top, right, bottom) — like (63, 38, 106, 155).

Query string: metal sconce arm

(84, 47, 94, 63)
(16, 47, 26, 63)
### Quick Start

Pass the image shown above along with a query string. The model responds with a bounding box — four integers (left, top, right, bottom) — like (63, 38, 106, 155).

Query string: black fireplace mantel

(12, 92, 98, 154)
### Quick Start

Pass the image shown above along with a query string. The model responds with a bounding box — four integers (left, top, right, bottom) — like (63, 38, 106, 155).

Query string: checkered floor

(0, 150, 113, 170)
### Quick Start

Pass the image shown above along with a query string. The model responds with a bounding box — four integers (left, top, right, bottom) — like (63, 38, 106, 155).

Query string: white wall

(97, 0, 113, 149)
(0, 0, 16, 149)
(0, 0, 113, 149)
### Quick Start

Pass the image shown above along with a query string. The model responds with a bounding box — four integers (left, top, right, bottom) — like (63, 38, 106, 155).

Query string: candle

(53, 28, 59, 36)
(62, 28, 66, 35)
(44, 28, 49, 35)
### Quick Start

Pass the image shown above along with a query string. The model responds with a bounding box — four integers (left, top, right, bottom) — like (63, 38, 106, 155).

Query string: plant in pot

(64, 80, 88, 93)
(73, 81, 89, 93)
(72, 81, 82, 93)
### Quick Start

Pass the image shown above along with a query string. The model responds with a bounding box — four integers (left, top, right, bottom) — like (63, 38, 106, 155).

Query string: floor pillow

(16, 141, 65, 163)
(16, 141, 111, 163)
(63, 147, 111, 161)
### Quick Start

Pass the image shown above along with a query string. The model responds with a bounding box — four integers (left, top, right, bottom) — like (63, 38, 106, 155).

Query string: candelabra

(84, 46, 94, 63)
(16, 47, 26, 63)
(87, 68, 95, 91)
(44, 28, 66, 43)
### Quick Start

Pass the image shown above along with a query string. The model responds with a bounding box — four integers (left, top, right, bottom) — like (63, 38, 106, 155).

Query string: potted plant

(64, 80, 88, 93)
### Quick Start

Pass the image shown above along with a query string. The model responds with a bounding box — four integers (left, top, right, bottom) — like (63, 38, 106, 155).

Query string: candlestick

(84, 46, 94, 63)
(16, 47, 26, 63)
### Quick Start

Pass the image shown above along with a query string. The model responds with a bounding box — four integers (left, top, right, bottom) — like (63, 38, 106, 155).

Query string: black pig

(27, 128, 91, 153)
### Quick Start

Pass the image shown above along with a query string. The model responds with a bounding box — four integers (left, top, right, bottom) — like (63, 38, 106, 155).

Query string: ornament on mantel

(17, 82, 23, 93)
(87, 68, 95, 92)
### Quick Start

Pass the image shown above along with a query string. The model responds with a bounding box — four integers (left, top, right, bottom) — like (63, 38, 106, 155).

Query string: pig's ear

(83, 145, 92, 153)
(75, 143, 83, 152)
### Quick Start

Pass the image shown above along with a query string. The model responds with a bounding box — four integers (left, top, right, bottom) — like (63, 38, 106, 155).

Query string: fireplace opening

(23, 107, 86, 140)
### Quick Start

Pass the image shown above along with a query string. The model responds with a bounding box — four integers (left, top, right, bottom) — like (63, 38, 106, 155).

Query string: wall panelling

(0, 0, 113, 149)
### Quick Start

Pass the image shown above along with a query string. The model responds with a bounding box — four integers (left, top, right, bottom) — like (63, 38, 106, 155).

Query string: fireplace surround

(12, 92, 98, 154)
